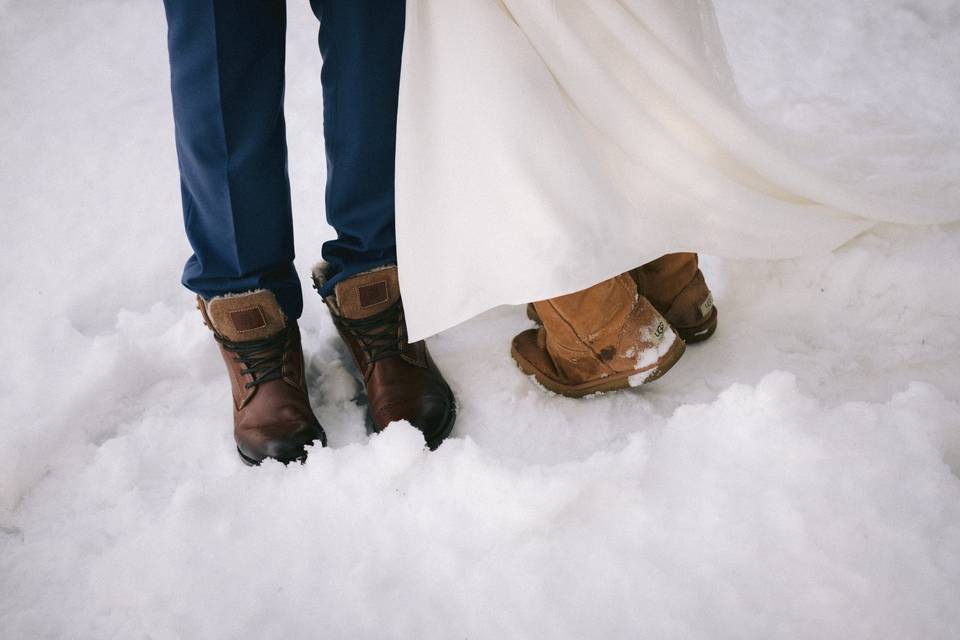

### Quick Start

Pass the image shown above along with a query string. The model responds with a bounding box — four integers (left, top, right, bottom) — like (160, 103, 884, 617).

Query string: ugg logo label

(699, 292, 715, 318)
(654, 320, 666, 339)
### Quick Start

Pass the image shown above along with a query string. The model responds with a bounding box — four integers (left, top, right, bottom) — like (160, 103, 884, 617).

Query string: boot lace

(334, 302, 406, 364)
(216, 328, 291, 389)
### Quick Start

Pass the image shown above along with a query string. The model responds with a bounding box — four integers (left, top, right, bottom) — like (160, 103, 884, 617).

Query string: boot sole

(236, 421, 327, 467)
(510, 330, 687, 398)
(237, 446, 311, 467)
(237, 447, 265, 467)
(676, 307, 718, 344)
(528, 303, 718, 344)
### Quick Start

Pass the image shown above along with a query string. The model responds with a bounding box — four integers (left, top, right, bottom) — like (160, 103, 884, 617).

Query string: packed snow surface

(2, 0, 959, 638)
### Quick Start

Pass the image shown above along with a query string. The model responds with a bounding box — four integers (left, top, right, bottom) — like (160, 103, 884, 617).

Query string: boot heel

(678, 307, 718, 344)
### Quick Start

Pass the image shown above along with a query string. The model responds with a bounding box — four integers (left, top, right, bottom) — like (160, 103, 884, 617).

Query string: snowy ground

(2, 1, 960, 638)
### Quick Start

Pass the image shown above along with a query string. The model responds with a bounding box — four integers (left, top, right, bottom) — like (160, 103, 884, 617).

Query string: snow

(2, 0, 959, 638)
(628, 323, 677, 387)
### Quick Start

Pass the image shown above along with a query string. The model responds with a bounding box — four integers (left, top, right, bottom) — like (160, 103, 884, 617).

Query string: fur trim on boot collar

(311, 262, 398, 298)
(203, 289, 287, 320)
(197, 288, 288, 340)
(310, 261, 332, 292)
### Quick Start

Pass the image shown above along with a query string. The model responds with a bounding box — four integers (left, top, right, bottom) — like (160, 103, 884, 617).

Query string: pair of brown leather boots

(512, 253, 717, 397)
(198, 265, 455, 465)
(198, 254, 715, 464)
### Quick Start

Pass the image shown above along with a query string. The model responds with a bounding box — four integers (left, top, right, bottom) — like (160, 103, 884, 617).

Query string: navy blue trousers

(163, 0, 405, 319)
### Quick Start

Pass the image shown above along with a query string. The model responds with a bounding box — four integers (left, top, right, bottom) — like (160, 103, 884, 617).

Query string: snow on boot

(314, 265, 457, 450)
(512, 273, 685, 397)
(198, 290, 326, 465)
(631, 252, 717, 343)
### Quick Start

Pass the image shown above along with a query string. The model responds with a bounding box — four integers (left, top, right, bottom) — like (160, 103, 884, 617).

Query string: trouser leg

(309, 0, 406, 297)
(163, 0, 303, 319)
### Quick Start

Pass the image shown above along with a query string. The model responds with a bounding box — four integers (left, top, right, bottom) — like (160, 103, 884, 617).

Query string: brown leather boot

(526, 253, 718, 343)
(313, 265, 456, 449)
(512, 273, 686, 397)
(631, 253, 717, 343)
(198, 290, 326, 465)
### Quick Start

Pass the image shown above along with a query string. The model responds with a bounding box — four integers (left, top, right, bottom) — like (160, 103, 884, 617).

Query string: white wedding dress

(394, 0, 959, 340)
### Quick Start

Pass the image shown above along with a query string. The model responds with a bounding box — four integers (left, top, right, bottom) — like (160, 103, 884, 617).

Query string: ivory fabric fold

(395, 0, 959, 340)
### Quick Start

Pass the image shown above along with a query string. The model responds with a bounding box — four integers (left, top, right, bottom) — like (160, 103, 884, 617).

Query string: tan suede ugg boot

(198, 290, 326, 465)
(631, 253, 717, 344)
(512, 274, 686, 397)
(526, 253, 718, 343)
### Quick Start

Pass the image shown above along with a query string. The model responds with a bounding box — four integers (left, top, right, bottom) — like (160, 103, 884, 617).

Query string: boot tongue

(204, 290, 287, 342)
(333, 266, 401, 320)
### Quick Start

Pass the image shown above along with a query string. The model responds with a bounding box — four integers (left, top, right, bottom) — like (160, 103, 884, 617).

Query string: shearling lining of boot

(203, 289, 287, 320)
(310, 261, 331, 290)
(311, 261, 397, 294)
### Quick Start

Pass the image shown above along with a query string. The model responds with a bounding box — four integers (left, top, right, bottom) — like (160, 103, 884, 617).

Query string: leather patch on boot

(358, 281, 389, 309)
(230, 306, 268, 333)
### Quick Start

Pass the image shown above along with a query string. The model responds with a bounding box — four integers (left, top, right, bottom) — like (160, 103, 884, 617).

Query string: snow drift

(1, 0, 959, 638)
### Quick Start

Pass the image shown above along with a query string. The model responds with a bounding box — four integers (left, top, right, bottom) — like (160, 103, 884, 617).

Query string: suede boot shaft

(512, 273, 685, 397)
(526, 253, 718, 343)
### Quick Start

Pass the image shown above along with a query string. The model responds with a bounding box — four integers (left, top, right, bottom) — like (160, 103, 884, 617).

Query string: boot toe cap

(372, 391, 456, 450)
(238, 418, 326, 465)
(416, 394, 457, 450)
